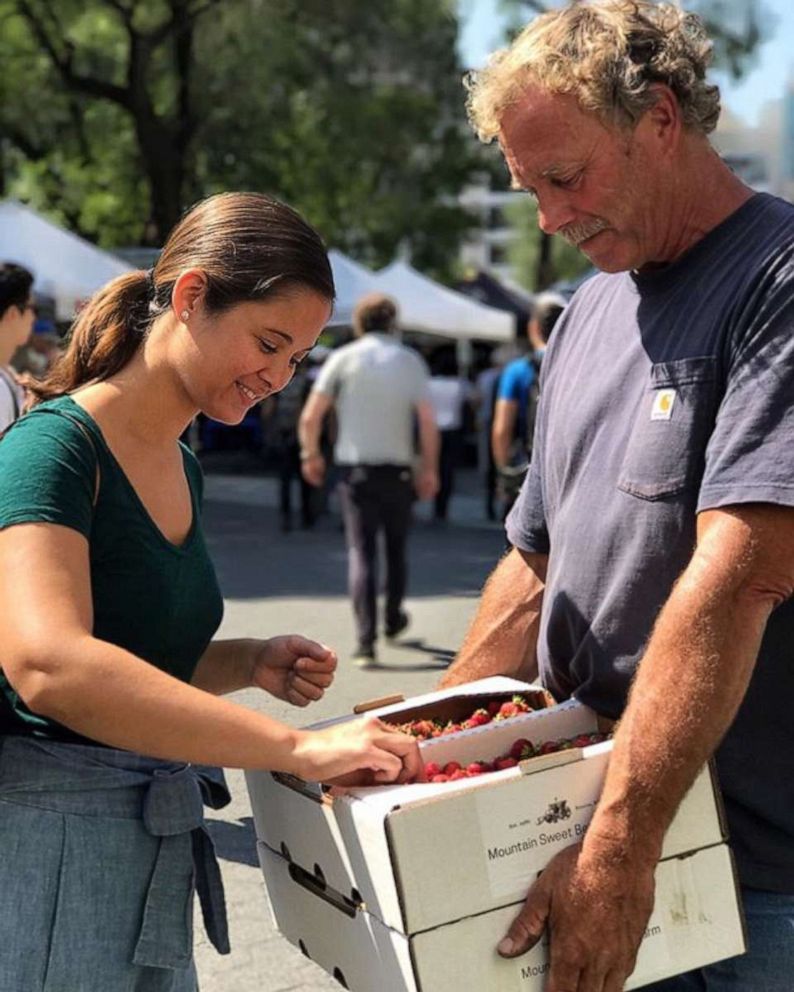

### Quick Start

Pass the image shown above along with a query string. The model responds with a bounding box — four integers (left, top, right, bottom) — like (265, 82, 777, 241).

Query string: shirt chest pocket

(617, 357, 719, 501)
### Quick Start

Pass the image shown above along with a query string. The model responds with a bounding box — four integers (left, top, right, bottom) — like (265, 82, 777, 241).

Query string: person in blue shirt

(491, 292, 565, 517)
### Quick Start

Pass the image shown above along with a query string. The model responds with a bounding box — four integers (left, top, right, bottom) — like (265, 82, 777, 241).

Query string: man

(491, 292, 566, 517)
(300, 293, 439, 665)
(0, 263, 35, 432)
(441, 3, 794, 990)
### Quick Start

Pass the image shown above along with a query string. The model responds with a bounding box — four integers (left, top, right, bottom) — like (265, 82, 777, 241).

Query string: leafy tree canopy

(0, 0, 486, 280)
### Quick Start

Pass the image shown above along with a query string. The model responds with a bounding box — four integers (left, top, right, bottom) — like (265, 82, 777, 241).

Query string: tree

(193, 0, 486, 278)
(1, 0, 223, 243)
(0, 0, 486, 279)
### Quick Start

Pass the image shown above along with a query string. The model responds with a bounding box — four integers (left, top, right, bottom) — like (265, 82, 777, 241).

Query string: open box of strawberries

(383, 688, 610, 783)
(384, 688, 555, 740)
(422, 730, 611, 782)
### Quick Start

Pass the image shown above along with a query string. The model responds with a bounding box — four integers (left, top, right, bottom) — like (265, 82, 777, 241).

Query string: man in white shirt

(0, 264, 35, 433)
(300, 293, 440, 665)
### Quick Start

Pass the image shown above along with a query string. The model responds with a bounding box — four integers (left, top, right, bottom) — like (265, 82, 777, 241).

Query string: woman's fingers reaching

(295, 715, 424, 785)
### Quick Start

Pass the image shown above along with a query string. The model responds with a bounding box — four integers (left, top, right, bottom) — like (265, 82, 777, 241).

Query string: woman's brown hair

(30, 192, 335, 402)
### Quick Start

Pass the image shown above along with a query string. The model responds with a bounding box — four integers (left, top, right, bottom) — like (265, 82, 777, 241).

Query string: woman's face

(180, 287, 331, 424)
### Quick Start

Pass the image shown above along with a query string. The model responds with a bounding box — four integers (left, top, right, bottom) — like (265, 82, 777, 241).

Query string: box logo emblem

(537, 798, 572, 825)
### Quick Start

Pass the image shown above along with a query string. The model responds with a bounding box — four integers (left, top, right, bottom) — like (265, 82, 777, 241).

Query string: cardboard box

(246, 680, 725, 934)
(258, 840, 746, 992)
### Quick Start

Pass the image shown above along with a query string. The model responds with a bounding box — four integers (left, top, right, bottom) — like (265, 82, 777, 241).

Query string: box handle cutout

(288, 862, 357, 919)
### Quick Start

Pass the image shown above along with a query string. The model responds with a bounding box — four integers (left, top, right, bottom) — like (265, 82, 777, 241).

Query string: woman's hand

(292, 717, 425, 786)
(251, 635, 337, 707)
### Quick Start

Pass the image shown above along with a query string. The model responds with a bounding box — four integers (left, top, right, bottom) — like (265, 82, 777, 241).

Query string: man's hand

(300, 452, 326, 487)
(250, 635, 337, 706)
(414, 465, 439, 501)
(498, 839, 656, 992)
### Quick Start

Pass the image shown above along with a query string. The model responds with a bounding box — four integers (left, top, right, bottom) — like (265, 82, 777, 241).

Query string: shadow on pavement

(206, 816, 259, 867)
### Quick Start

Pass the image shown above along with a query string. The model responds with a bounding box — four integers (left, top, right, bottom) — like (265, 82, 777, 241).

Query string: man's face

(499, 86, 667, 273)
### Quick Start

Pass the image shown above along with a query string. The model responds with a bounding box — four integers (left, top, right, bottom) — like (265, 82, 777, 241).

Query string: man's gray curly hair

(466, 0, 721, 140)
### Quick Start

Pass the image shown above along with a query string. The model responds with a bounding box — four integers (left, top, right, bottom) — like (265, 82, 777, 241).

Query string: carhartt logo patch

(651, 389, 676, 421)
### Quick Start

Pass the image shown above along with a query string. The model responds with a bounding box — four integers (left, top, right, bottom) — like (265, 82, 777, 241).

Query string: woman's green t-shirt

(0, 396, 224, 744)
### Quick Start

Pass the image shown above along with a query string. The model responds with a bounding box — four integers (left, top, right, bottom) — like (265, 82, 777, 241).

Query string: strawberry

(494, 756, 518, 770)
(466, 761, 489, 776)
(443, 761, 462, 776)
(411, 719, 437, 739)
(467, 708, 492, 727)
(449, 769, 469, 781)
(496, 701, 521, 720)
(487, 699, 502, 717)
(431, 774, 450, 783)
(572, 733, 600, 748)
(538, 740, 560, 755)
(510, 738, 534, 761)
(424, 761, 442, 778)
(441, 722, 463, 736)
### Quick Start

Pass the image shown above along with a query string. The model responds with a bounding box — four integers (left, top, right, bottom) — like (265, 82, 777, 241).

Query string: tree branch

(16, 0, 131, 106)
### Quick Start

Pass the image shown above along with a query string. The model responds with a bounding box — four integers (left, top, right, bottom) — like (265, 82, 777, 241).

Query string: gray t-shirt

(312, 333, 429, 466)
(507, 193, 794, 892)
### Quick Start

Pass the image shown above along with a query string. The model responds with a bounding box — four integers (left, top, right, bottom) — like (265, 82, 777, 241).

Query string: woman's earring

(180, 309, 191, 322)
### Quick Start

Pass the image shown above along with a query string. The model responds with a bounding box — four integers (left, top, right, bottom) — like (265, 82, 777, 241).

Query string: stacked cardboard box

(246, 677, 745, 991)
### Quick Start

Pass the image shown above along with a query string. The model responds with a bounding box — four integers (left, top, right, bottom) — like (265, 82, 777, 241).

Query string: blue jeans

(645, 887, 794, 992)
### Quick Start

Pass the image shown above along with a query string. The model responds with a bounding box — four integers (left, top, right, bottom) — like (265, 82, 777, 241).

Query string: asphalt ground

(194, 469, 505, 991)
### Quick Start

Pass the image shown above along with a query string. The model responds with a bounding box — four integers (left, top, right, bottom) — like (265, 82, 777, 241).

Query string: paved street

(194, 469, 505, 991)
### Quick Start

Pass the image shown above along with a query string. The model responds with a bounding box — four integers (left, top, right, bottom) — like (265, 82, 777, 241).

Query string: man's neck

(646, 143, 754, 268)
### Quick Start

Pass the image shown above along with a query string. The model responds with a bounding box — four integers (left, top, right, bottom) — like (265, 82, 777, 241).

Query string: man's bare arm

(414, 398, 440, 500)
(500, 503, 794, 990)
(298, 390, 333, 486)
(440, 546, 547, 687)
(589, 504, 794, 857)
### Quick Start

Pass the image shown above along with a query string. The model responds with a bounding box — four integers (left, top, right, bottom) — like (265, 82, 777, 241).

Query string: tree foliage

(0, 0, 485, 279)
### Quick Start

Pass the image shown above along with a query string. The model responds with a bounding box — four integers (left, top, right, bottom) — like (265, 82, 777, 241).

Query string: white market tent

(375, 260, 513, 343)
(327, 249, 383, 327)
(0, 200, 133, 320)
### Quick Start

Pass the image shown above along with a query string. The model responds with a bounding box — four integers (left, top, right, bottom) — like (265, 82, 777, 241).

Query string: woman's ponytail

(28, 271, 154, 403)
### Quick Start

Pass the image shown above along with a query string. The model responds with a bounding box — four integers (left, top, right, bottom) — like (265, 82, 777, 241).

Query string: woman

(0, 192, 421, 992)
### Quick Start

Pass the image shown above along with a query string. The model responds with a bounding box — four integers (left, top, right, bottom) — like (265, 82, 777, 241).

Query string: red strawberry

(449, 769, 469, 781)
(510, 738, 534, 761)
(443, 761, 462, 776)
(442, 723, 463, 735)
(572, 734, 598, 748)
(487, 699, 502, 717)
(466, 761, 489, 776)
(497, 701, 521, 719)
(411, 720, 436, 739)
(431, 773, 450, 783)
(467, 708, 492, 727)
(494, 756, 518, 770)
(538, 740, 560, 755)
(424, 761, 442, 778)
